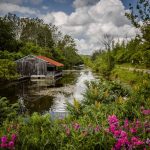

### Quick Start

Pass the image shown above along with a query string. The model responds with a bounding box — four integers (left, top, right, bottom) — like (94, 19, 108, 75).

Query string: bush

(0, 97, 19, 124)
(0, 59, 19, 80)
(82, 79, 131, 105)
(0, 109, 149, 149)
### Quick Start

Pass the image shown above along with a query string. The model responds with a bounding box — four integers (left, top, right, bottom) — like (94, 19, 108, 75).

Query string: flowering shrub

(108, 115, 150, 150)
(0, 133, 17, 149)
(0, 109, 149, 150)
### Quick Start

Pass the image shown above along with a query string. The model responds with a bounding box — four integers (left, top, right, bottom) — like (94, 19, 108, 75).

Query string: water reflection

(0, 69, 96, 113)
(51, 70, 95, 112)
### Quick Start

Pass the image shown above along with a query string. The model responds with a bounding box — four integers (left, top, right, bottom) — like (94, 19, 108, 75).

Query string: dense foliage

(0, 13, 83, 80)
(0, 97, 19, 125)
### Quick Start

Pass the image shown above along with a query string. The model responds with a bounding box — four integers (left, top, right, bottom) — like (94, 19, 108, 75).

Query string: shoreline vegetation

(0, 0, 150, 149)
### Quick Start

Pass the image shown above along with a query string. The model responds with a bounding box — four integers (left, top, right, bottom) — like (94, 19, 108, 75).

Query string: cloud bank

(42, 0, 138, 54)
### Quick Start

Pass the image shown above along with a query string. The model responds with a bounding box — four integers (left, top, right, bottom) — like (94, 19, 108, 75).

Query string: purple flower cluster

(142, 109, 150, 115)
(0, 134, 17, 149)
(108, 115, 148, 150)
(108, 115, 119, 133)
(131, 137, 144, 147)
(94, 125, 100, 133)
(140, 107, 150, 115)
(73, 123, 80, 131)
(63, 122, 101, 138)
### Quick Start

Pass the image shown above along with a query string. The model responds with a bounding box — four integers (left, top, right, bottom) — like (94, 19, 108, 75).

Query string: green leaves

(0, 59, 19, 80)
(82, 80, 131, 105)
(0, 97, 19, 124)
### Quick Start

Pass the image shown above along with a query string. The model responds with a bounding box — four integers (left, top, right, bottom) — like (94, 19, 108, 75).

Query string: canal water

(0, 69, 97, 113)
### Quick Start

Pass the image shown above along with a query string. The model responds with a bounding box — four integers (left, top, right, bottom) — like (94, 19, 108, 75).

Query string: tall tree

(125, 0, 150, 42)
(0, 17, 17, 52)
(101, 34, 115, 71)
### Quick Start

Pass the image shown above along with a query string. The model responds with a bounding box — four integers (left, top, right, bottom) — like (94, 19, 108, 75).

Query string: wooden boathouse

(16, 55, 64, 79)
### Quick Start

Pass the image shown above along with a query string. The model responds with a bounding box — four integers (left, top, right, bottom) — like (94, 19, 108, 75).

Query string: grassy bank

(111, 65, 150, 86)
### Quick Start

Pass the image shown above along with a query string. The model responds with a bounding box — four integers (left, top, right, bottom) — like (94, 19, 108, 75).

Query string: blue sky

(0, 0, 137, 15)
(0, 0, 138, 54)
(25, 0, 135, 14)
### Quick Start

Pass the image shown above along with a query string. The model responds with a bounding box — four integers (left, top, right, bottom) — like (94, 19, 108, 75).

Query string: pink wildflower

(66, 128, 70, 136)
(94, 125, 100, 132)
(114, 130, 121, 138)
(144, 121, 149, 128)
(145, 138, 150, 145)
(124, 119, 129, 129)
(11, 134, 17, 141)
(1, 136, 7, 143)
(0, 143, 8, 148)
(135, 120, 141, 128)
(73, 123, 80, 131)
(108, 115, 119, 126)
(131, 137, 138, 143)
(142, 110, 150, 115)
(131, 137, 144, 147)
(130, 128, 137, 134)
(109, 124, 117, 133)
(114, 140, 122, 150)
(8, 141, 14, 148)
(114, 137, 129, 150)
(120, 131, 127, 138)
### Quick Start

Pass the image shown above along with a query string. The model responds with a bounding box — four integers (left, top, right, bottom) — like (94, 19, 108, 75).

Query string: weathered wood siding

(16, 55, 47, 76)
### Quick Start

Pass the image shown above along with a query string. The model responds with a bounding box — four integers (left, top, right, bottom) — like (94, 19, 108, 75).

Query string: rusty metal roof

(37, 55, 64, 67)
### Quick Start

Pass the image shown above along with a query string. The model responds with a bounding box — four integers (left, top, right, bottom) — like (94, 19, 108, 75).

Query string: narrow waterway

(0, 69, 97, 113)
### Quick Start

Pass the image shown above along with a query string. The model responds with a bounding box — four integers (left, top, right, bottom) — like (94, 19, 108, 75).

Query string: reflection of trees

(24, 96, 54, 114)
(0, 81, 18, 102)
(17, 80, 54, 114)
(0, 70, 86, 113)
(58, 71, 80, 85)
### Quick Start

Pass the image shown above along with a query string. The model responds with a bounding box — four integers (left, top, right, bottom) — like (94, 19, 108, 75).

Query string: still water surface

(0, 69, 97, 113)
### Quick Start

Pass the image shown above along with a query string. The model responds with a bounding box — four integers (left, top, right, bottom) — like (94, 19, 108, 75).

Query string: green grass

(111, 65, 149, 86)
(117, 63, 149, 69)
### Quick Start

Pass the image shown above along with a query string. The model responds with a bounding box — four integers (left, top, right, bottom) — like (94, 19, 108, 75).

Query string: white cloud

(67, 7, 94, 26)
(43, 12, 68, 26)
(0, 3, 38, 15)
(42, 0, 137, 54)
